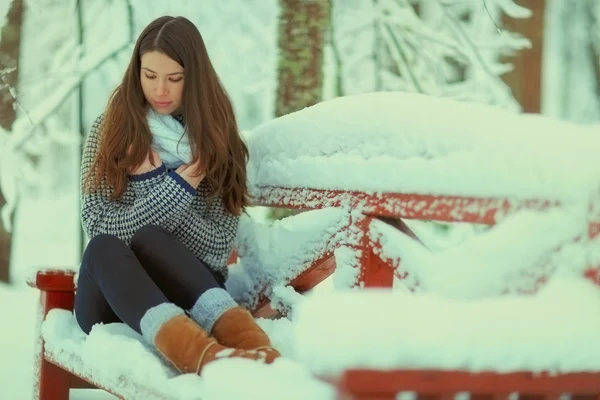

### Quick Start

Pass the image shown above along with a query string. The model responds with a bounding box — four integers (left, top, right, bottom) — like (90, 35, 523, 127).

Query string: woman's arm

(176, 184, 240, 269)
(80, 115, 196, 242)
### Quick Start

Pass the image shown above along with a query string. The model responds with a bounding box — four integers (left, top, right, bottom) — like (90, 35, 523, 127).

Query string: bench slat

(251, 186, 559, 224)
(337, 369, 600, 397)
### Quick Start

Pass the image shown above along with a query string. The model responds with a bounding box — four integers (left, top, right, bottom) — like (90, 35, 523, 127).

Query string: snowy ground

(0, 286, 118, 399)
(0, 189, 118, 399)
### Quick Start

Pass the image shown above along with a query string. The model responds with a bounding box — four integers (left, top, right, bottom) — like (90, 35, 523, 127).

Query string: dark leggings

(74, 224, 226, 335)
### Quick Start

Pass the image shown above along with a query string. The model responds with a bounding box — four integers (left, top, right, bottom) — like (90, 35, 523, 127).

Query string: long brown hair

(84, 16, 249, 215)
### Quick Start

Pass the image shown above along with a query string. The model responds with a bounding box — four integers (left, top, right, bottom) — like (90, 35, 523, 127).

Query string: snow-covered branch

(332, 0, 532, 109)
(0, 0, 135, 231)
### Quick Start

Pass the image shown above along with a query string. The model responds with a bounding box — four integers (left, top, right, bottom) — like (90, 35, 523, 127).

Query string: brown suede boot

(154, 314, 266, 374)
(211, 306, 281, 363)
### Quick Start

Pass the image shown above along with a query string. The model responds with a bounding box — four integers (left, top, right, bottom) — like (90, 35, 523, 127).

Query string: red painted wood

(45, 354, 170, 399)
(37, 289, 76, 400)
(361, 245, 394, 288)
(338, 370, 600, 396)
(251, 253, 338, 318)
(356, 217, 394, 288)
(251, 186, 557, 224)
(292, 254, 337, 292)
(28, 269, 76, 291)
(30, 184, 600, 399)
(227, 249, 239, 266)
(70, 375, 97, 389)
(252, 298, 279, 319)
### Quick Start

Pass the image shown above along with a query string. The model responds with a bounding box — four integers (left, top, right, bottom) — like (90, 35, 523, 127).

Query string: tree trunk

(271, 0, 332, 220)
(501, 0, 545, 113)
(275, 0, 332, 117)
(0, 0, 21, 129)
(0, 0, 24, 283)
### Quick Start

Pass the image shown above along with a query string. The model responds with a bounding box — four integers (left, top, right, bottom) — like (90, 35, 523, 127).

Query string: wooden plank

(251, 186, 558, 225)
(339, 370, 600, 395)
(251, 252, 337, 318)
(45, 355, 168, 400)
(32, 270, 76, 291)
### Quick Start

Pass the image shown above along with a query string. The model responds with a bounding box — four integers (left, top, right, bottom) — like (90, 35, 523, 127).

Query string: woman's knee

(83, 234, 126, 259)
(131, 224, 171, 250)
(75, 313, 94, 335)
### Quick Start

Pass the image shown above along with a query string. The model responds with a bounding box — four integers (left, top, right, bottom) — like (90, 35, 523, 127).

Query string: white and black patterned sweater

(80, 114, 238, 278)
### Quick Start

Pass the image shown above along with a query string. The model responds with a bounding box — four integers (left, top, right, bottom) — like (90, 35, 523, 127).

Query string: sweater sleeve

(177, 182, 240, 268)
(80, 115, 196, 242)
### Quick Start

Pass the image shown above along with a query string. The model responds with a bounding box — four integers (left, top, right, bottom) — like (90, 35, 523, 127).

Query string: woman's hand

(130, 148, 162, 175)
(176, 158, 205, 189)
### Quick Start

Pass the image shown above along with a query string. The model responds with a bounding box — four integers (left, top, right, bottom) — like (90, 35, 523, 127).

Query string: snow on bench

(41, 308, 332, 400)
(28, 207, 346, 399)
(246, 91, 600, 206)
(226, 208, 352, 315)
(293, 210, 596, 378)
(243, 90, 600, 291)
(28, 91, 600, 399)
(370, 208, 587, 296)
(290, 206, 600, 397)
(294, 277, 600, 375)
(40, 309, 181, 400)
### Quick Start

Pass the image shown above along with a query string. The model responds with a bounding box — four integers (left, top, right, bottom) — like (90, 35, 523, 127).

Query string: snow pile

(41, 309, 321, 399)
(294, 276, 600, 376)
(226, 208, 351, 307)
(42, 310, 177, 399)
(371, 208, 588, 298)
(198, 358, 334, 400)
(245, 92, 600, 203)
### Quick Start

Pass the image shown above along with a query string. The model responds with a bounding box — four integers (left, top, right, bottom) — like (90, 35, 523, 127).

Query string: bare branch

(8, 3, 134, 151)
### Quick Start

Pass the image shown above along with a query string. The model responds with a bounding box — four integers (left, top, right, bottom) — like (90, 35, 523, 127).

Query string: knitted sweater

(80, 114, 238, 278)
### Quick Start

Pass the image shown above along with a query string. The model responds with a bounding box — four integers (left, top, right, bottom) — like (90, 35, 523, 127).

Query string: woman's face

(140, 51, 185, 115)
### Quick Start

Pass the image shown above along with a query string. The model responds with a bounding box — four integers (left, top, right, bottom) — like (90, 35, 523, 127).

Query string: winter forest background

(0, 0, 599, 399)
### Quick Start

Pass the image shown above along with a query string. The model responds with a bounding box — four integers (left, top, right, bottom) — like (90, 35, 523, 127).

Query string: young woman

(77, 15, 280, 375)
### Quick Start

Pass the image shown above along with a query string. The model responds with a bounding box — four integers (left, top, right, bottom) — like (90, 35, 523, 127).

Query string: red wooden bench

(282, 189, 599, 400)
(27, 92, 600, 399)
(28, 186, 409, 399)
(28, 184, 600, 400)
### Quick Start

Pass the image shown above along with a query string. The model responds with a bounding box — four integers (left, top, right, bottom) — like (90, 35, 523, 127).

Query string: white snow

(372, 208, 589, 298)
(0, 284, 38, 400)
(226, 208, 351, 308)
(246, 92, 600, 203)
(41, 308, 333, 400)
(4, 1, 600, 399)
(294, 276, 600, 376)
(542, 0, 600, 123)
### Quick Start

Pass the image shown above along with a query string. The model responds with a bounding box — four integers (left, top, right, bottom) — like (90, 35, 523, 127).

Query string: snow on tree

(327, 0, 532, 111)
(0, 0, 547, 275)
(542, 0, 600, 123)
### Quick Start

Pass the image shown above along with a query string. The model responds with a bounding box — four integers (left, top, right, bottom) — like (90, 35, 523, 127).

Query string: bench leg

(37, 358, 71, 400)
(34, 289, 75, 400)
(353, 215, 394, 288)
